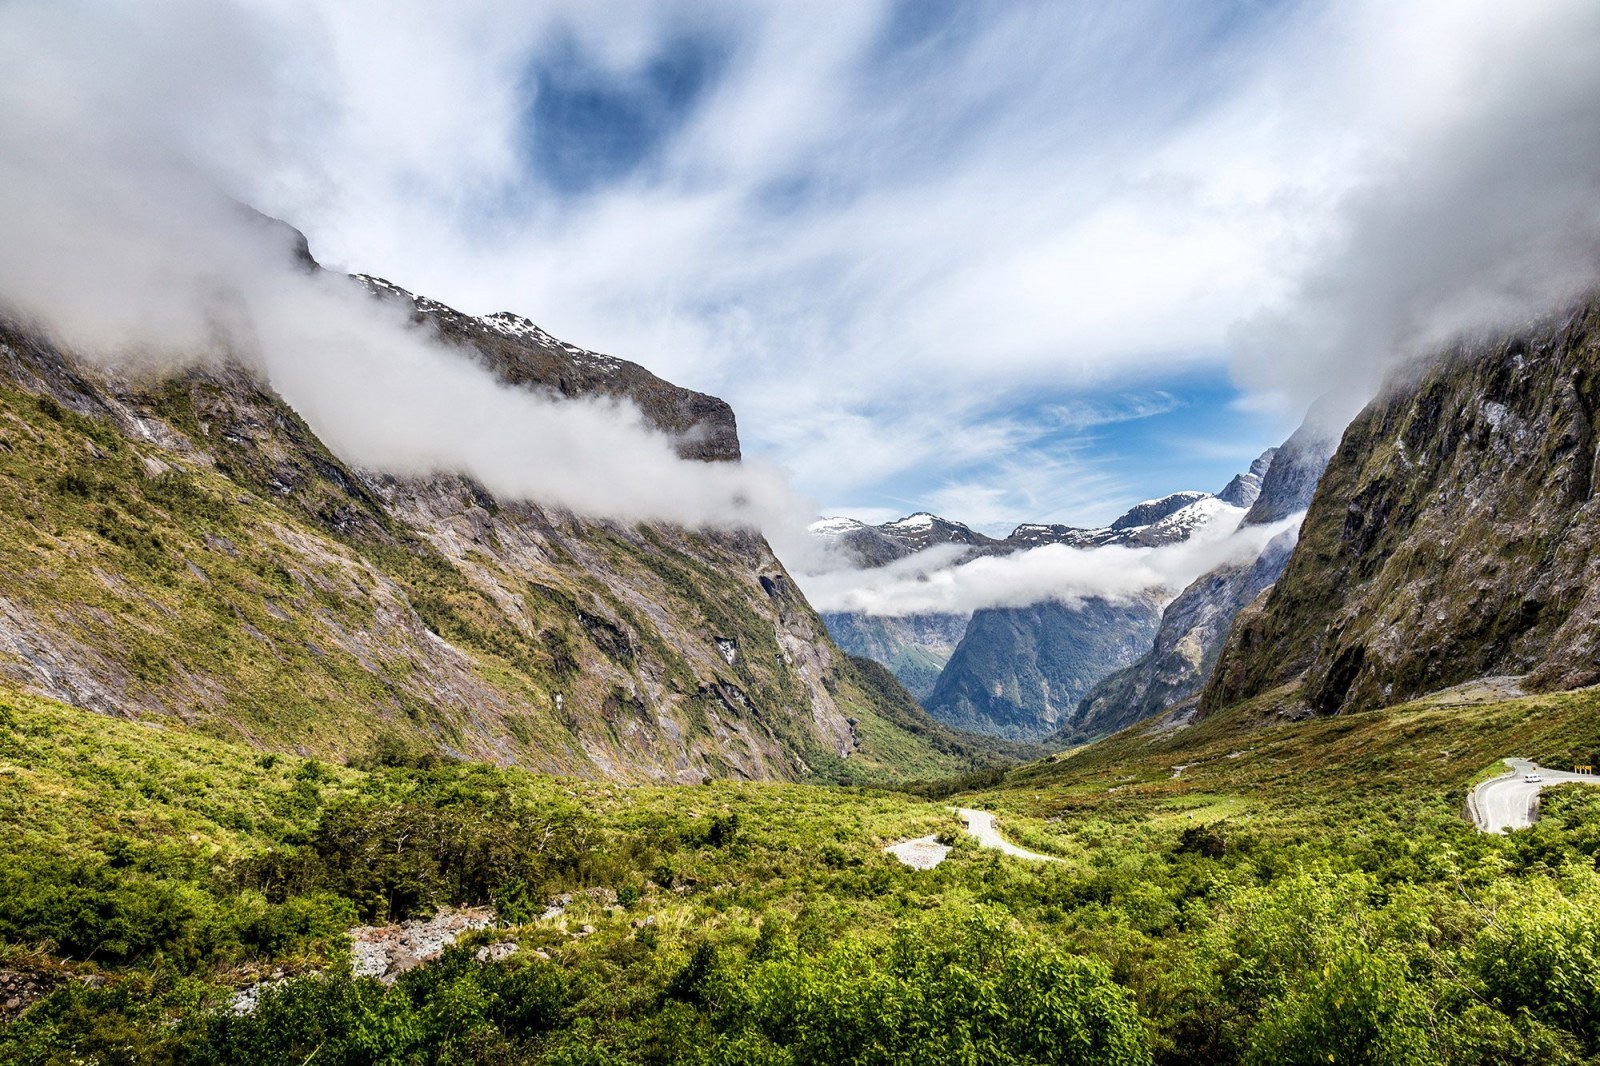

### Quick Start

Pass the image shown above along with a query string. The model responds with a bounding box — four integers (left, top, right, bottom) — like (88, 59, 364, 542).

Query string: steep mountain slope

(921, 595, 1164, 740)
(1073, 433, 1335, 738)
(0, 266, 976, 783)
(822, 611, 969, 700)
(1204, 294, 1600, 718)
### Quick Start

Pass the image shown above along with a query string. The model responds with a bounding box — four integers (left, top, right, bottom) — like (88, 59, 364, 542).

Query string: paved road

(1471, 759, 1600, 833)
(956, 808, 1060, 862)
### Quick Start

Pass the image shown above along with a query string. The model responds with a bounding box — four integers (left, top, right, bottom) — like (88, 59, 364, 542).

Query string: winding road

(956, 808, 1060, 862)
(1470, 759, 1600, 833)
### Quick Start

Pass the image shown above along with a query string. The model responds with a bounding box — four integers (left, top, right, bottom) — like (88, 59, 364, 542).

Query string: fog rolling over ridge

(1236, 0, 1600, 417)
(0, 18, 808, 533)
(799, 496, 1301, 619)
(0, 183, 803, 530)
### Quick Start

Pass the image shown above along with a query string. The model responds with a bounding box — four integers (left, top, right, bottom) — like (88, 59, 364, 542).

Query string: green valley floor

(6, 678, 1600, 1063)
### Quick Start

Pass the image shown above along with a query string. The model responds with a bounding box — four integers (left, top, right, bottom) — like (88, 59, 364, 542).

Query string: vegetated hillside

(1204, 292, 1600, 718)
(922, 595, 1163, 740)
(13, 656, 1600, 1061)
(1073, 427, 1335, 740)
(951, 677, 1600, 1063)
(0, 682, 1145, 1063)
(0, 273, 978, 784)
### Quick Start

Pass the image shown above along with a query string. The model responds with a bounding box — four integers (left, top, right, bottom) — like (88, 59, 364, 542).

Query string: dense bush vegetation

(7, 684, 1600, 1062)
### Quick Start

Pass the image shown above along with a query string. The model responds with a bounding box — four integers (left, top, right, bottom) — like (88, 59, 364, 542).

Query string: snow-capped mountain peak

(808, 516, 869, 536)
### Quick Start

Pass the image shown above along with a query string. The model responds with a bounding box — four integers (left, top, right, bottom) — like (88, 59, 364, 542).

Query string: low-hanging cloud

(799, 514, 1302, 618)
(0, 2, 807, 532)
(1232, 0, 1600, 418)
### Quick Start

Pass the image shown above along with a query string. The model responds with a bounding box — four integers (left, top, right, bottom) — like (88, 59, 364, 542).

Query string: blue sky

(493, 2, 1301, 528)
(76, 0, 1592, 537)
(474, 0, 1308, 530)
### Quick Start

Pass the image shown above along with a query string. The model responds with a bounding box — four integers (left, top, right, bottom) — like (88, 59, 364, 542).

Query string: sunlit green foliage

(8, 682, 1600, 1062)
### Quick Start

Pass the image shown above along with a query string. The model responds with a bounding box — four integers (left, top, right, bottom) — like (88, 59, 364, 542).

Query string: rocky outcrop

(921, 596, 1163, 741)
(1202, 294, 1600, 717)
(822, 611, 969, 700)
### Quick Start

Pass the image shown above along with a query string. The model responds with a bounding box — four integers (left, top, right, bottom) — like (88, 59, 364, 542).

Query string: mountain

(814, 490, 1242, 562)
(921, 595, 1164, 740)
(355, 274, 742, 463)
(1004, 491, 1226, 549)
(1216, 448, 1275, 506)
(0, 239, 984, 784)
(1071, 432, 1336, 739)
(1203, 293, 1600, 718)
(815, 474, 1258, 740)
(806, 514, 996, 700)
(809, 512, 999, 568)
(821, 611, 969, 700)
(1069, 531, 1295, 741)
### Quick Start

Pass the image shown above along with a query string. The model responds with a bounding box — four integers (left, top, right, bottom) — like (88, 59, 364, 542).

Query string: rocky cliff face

(0, 251, 974, 783)
(822, 611, 969, 700)
(1071, 532, 1295, 739)
(922, 596, 1163, 740)
(1072, 431, 1337, 739)
(1203, 294, 1600, 717)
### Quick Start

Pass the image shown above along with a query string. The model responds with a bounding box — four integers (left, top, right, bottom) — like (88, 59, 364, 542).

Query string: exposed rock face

(822, 611, 969, 700)
(1203, 295, 1600, 717)
(0, 240, 968, 782)
(1072, 532, 1295, 739)
(355, 275, 740, 464)
(1072, 429, 1335, 739)
(921, 596, 1163, 741)
(1216, 449, 1276, 507)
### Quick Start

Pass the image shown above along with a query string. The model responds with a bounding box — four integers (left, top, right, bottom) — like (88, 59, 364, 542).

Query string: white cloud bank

(802, 514, 1302, 618)
(189, 0, 1600, 519)
(2, 0, 1598, 535)
(0, 2, 807, 531)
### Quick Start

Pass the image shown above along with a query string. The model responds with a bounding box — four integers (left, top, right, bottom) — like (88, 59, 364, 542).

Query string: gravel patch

(885, 835, 951, 870)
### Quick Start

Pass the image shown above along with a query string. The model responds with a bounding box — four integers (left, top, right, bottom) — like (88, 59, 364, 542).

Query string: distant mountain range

(814, 483, 1264, 567)
(812, 455, 1282, 740)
